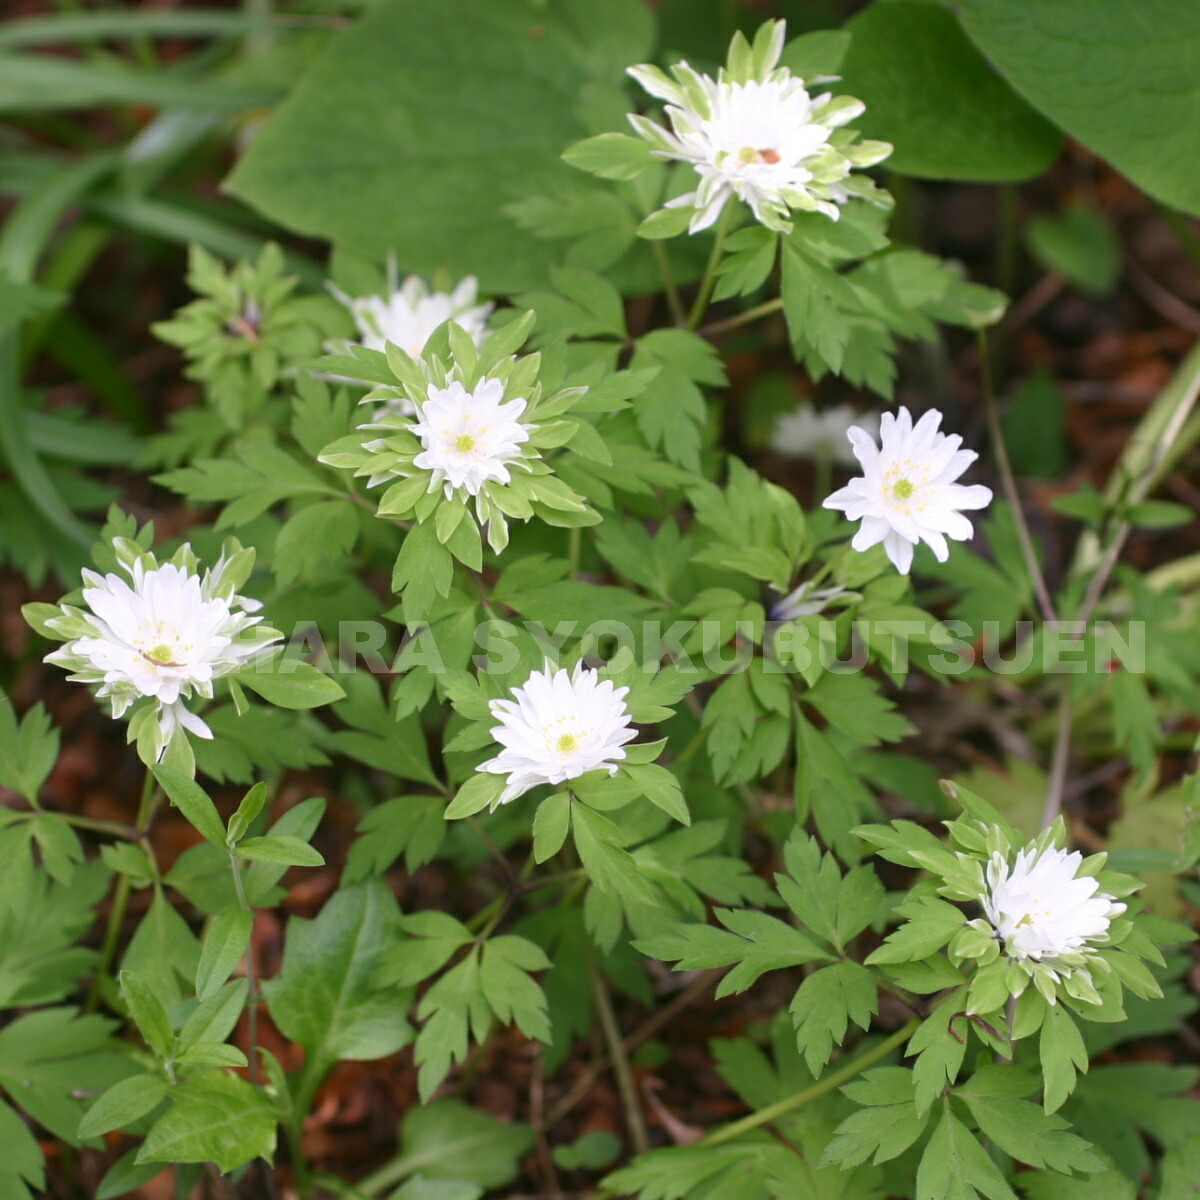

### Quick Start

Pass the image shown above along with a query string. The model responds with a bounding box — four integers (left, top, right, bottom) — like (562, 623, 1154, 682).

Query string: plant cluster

(2, 2, 1200, 1199)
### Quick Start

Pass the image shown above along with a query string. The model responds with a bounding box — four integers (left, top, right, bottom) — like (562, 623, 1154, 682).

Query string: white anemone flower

(823, 406, 993, 575)
(771, 402, 879, 466)
(983, 845, 1125, 964)
(46, 557, 272, 745)
(411, 376, 531, 498)
(770, 581, 853, 622)
(480, 662, 639, 804)
(333, 273, 492, 421)
(339, 274, 491, 361)
(627, 21, 890, 233)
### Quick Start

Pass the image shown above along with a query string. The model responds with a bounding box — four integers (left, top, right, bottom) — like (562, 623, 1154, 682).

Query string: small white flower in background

(627, 19, 891, 233)
(984, 845, 1125, 965)
(770, 580, 853, 622)
(480, 662, 639, 804)
(45, 548, 276, 749)
(332, 273, 492, 420)
(771, 402, 879, 466)
(823, 406, 993, 575)
(338, 274, 491, 361)
(411, 377, 532, 498)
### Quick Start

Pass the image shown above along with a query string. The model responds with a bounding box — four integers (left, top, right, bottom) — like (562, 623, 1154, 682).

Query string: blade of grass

(0, 154, 116, 547)
(0, 53, 281, 111)
(0, 10, 328, 49)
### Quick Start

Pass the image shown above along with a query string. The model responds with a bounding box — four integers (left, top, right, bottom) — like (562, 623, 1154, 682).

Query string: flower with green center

(40, 541, 277, 754)
(317, 311, 596, 556)
(479, 661, 639, 804)
(411, 377, 531, 497)
(823, 406, 993, 574)
(626, 19, 891, 233)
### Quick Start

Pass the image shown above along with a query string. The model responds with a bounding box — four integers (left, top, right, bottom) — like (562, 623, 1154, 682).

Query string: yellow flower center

(893, 478, 915, 501)
(454, 433, 476, 453)
(555, 733, 578, 754)
(737, 146, 781, 165)
(146, 643, 177, 665)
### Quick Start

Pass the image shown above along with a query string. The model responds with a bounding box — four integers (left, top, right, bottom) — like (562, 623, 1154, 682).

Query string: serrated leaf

(790, 960, 877, 1075)
(136, 1072, 276, 1172)
(915, 1101, 1018, 1200)
(264, 881, 411, 1075)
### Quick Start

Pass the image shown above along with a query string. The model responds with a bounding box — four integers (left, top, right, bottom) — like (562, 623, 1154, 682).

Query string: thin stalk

(686, 204, 734, 330)
(977, 330, 1057, 624)
(85, 770, 158, 1012)
(700, 296, 783, 338)
(59, 812, 139, 840)
(229, 853, 260, 1085)
(652, 241, 686, 327)
(1041, 682, 1074, 828)
(1158, 204, 1200, 276)
(587, 950, 650, 1154)
(568, 526, 582, 581)
(702, 1018, 918, 1147)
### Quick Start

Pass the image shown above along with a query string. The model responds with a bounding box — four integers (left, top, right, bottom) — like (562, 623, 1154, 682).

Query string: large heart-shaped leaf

(227, 0, 657, 292)
(957, 0, 1200, 213)
(837, 1, 1060, 183)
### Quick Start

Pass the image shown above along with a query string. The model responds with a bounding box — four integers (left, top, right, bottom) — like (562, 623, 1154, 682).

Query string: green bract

(317, 312, 599, 560)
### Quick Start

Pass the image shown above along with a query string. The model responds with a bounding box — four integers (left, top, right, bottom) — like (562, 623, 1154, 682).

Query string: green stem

(686, 203, 734, 330)
(977, 330, 1057, 624)
(1041, 682, 1074, 829)
(700, 296, 783, 338)
(568, 526, 582, 581)
(1158, 204, 1200, 276)
(587, 949, 650, 1154)
(702, 1018, 918, 1147)
(652, 240, 686, 327)
(229, 852, 260, 1085)
(85, 770, 158, 1012)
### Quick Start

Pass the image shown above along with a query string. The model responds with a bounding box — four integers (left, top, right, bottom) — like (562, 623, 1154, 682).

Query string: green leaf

(479, 936, 552, 1043)
(621, 763, 690, 826)
(915, 1100, 1018, 1200)
(571, 802, 656, 903)
(957, 1067, 1103, 1174)
(0, 694, 58, 803)
(1025, 205, 1121, 296)
(78, 1074, 169, 1140)
(344, 795, 447, 880)
(120, 888, 201, 1010)
(236, 657, 345, 709)
(0, 1008, 121, 1146)
(151, 765, 226, 847)
(563, 131, 656, 180)
(1157, 1135, 1200, 1200)
(957, 0, 1200, 215)
(264, 881, 412, 1074)
(0, 1097, 44, 1198)
(532, 793, 571, 863)
(194, 905, 253, 1001)
(445, 772, 505, 820)
(227, 0, 659, 293)
(235, 835, 325, 867)
(136, 1072, 276, 1173)
(839, 1, 1060, 182)
(1040, 1001, 1088, 1113)
(638, 909, 833, 996)
(909, 998, 969, 1115)
(824, 1067, 930, 1167)
(378, 1098, 534, 1190)
(865, 898, 968, 965)
(790, 960, 877, 1076)
(119, 970, 174, 1059)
